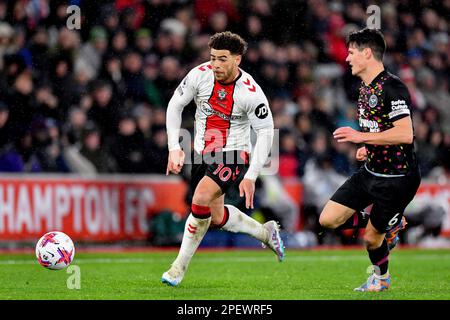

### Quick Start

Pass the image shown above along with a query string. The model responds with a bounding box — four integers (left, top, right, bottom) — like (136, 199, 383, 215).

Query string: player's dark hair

(208, 31, 248, 56)
(346, 28, 386, 61)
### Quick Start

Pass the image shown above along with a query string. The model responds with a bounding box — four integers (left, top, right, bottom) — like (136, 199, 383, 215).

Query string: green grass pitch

(1, 248, 449, 300)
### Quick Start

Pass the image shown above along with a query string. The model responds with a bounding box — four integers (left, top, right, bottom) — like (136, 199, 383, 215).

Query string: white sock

(221, 205, 268, 242)
(172, 214, 211, 272)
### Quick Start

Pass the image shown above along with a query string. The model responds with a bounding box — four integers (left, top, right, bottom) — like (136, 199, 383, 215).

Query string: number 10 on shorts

(213, 164, 240, 182)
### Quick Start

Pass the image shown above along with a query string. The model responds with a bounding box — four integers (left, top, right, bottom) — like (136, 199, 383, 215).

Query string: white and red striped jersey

(166, 62, 274, 180)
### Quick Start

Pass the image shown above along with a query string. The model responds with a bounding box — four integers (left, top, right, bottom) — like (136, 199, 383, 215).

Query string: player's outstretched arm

(333, 116, 413, 145)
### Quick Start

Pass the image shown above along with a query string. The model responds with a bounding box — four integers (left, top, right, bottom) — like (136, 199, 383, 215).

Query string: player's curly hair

(346, 28, 386, 61)
(208, 31, 248, 56)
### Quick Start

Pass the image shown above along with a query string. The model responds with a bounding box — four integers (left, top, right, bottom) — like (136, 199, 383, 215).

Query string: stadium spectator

(79, 122, 117, 173)
(0, 101, 11, 149)
(7, 70, 35, 136)
(145, 124, 169, 174)
(87, 80, 120, 139)
(31, 117, 69, 173)
(0, 128, 41, 172)
(75, 26, 108, 81)
(109, 112, 147, 173)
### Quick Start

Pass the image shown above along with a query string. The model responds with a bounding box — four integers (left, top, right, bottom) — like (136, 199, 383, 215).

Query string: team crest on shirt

(217, 88, 227, 100)
(369, 94, 378, 108)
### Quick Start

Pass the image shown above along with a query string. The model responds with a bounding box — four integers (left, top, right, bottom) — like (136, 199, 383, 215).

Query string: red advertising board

(0, 175, 188, 241)
(0, 175, 448, 241)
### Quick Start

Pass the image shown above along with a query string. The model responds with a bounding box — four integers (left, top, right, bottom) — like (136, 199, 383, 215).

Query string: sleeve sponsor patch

(389, 108, 410, 119)
(255, 103, 269, 119)
(390, 99, 408, 110)
(389, 99, 410, 118)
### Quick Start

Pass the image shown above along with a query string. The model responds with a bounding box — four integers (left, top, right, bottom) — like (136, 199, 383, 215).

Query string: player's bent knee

(363, 232, 383, 250)
(192, 191, 214, 206)
(319, 214, 339, 229)
(193, 177, 222, 207)
(364, 239, 382, 251)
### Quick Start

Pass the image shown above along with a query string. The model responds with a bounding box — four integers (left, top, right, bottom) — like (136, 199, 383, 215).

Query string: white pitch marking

(1, 254, 449, 265)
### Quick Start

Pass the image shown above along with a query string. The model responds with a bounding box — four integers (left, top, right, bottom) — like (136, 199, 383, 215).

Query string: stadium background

(0, 0, 449, 250)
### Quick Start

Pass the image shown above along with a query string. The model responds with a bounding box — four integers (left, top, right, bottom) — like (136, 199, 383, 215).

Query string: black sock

(336, 210, 370, 230)
(368, 239, 389, 276)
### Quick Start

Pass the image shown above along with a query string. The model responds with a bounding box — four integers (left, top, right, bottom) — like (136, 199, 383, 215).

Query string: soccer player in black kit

(319, 28, 421, 292)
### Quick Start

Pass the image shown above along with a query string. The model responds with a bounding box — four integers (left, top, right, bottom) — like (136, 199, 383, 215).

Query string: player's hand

(333, 127, 364, 144)
(239, 178, 255, 209)
(166, 149, 185, 175)
(356, 146, 367, 161)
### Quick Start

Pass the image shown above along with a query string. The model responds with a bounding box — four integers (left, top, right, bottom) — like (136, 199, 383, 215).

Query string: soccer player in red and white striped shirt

(162, 32, 284, 286)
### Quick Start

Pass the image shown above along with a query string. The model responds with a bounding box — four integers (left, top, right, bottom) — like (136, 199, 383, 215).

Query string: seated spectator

(0, 101, 11, 149)
(109, 113, 147, 173)
(145, 124, 169, 174)
(79, 122, 117, 173)
(87, 80, 120, 139)
(31, 117, 70, 173)
(74, 26, 108, 81)
(0, 129, 41, 173)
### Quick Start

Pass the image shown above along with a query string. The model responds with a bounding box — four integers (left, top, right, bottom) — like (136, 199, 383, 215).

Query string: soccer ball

(35, 231, 75, 270)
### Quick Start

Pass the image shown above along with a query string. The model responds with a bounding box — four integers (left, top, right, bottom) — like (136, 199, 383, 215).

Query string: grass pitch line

(1, 253, 450, 265)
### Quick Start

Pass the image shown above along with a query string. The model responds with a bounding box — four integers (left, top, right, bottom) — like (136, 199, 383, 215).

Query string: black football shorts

(330, 166, 421, 233)
(190, 150, 250, 195)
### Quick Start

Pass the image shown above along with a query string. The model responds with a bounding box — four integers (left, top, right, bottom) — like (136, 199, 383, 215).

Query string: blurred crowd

(0, 0, 449, 234)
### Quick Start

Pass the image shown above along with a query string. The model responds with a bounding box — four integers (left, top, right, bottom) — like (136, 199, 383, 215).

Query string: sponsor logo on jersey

(390, 99, 408, 110)
(369, 94, 378, 108)
(201, 101, 241, 120)
(201, 101, 214, 116)
(388, 108, 410, 119)
(389, 99, 410, 118)
(255, 103, 268, 119)
(359, 118, 380, 132)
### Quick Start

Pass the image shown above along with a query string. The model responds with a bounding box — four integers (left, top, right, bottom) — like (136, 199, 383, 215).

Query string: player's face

(210, 49, 241, 83)
(346, 44, 368, 77)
